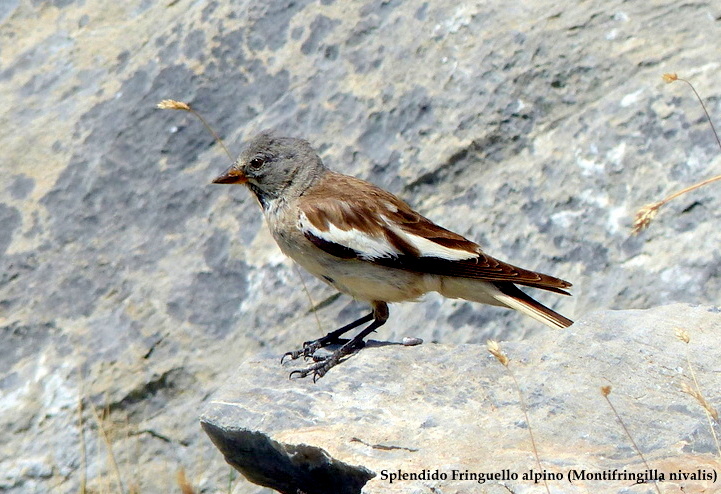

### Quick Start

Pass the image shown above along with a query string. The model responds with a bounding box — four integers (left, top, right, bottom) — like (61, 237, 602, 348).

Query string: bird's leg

(281, 311, 374, 363)
(289, 302, 389, 381)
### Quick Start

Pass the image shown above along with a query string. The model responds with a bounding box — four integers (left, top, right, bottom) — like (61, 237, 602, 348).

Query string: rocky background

(202, 304, 721, 494)
(1, 0, 719, 493)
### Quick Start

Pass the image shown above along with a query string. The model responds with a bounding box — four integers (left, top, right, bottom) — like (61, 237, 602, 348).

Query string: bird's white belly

(305, 252, 439, 302)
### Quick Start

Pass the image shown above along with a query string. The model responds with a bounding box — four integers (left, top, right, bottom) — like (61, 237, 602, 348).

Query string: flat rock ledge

(201, 304, 721, 494)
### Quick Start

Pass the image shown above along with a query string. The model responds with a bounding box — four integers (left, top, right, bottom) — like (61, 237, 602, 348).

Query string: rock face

(1, 0, 721, 492)
(201, 304, 721, 494)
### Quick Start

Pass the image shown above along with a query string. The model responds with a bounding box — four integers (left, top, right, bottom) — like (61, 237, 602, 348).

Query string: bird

(212, 131, 572, 380)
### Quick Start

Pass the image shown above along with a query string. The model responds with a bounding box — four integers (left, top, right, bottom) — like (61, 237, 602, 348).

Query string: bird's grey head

(212, 131, 327, 209)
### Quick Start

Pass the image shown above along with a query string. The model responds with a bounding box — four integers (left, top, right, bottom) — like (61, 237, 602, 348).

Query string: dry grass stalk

(600, 386, 661, 494)
(681, 383, 719, 422)
(675, 329, 721, 456)
(632, 176, 721, 234)
(156, 99, 233, 161)
(663, 73, 721, 150)
(159, 98, 326, 338)
(176, 469, 197, 494)
(486, 340, 549, 494)
(632, 73, 721, 234)
(87, 399, 125, 494)
(294, 264, 325, 337)
(674, 328, 690, 344)
(156, 99, 191, 111)
(631, 201, 662, 235)
(77, 394, 87, 494)
(486, 339, 509, 366)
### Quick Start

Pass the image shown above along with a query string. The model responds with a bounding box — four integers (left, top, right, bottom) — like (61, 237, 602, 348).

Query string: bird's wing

(298, 172, 571, 294)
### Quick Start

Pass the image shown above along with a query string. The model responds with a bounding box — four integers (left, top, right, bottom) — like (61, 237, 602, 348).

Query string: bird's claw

(286, 343, 361, 381)
(288, 354, 337, 382)
(280, 340, 322, 364)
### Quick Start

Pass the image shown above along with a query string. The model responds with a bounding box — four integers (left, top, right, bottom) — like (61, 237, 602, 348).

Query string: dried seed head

(662, 73, 679, 83)
(600, 385, 612, 397)
(486, 340, 509, 367)
(675, 328, 690, 344)
(681, 382, 719, 421)
(157, 99, 191, 111)
(632, 201, 662, 235)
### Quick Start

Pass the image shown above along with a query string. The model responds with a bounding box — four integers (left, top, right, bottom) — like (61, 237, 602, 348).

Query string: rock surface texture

(202, 304, 721, 494)
(1, 0, 720, 492)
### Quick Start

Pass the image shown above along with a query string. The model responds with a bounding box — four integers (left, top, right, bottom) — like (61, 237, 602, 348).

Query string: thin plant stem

(158, 99, 326, 336)
(676, 329, 721, 457)
(188, 107, 233, 162)
(601, 387, 661, 494)
(88, 400, 125, 494)
(77, 394, 87, 494)
(632, 74, 721, 234)
(655, 174, 721, 209)
(675, 76, 721, 151)
(685, 354, 721, 456)
(487, 341, 550, 494)
(294, 264, 324, 336)
(509, 371, 550, 494)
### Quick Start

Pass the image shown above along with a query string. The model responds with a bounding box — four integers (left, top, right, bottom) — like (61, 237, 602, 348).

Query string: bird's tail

(438, 277, 573, 329)
(491, 282, 573, 329)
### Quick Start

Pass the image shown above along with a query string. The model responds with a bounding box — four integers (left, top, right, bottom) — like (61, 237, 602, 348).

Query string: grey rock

(1, 0, 721, 492)
(0, 204, 20, 256)
(202, 304, 720, 493)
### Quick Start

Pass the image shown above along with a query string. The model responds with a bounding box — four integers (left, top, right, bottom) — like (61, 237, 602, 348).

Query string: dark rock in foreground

(202, 304, 720, 494)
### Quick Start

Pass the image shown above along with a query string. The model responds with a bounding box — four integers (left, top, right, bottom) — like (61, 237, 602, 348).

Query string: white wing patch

(384, 220, 479, 261)
(298, 211, 399, 259)
(299, 208, 479, 262)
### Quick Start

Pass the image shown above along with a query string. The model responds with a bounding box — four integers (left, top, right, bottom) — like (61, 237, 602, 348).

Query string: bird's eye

(249, 157, 264, 170)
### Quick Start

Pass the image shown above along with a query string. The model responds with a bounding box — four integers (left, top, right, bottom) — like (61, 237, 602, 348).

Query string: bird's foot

(287, 340, 364, 382)
(288, 353, 340, 382)
(281, 336, 352, 364)
(280, 340, 322, 363)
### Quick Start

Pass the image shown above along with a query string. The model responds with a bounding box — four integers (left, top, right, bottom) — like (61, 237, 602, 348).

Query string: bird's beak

(212, 166, 248, 185)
